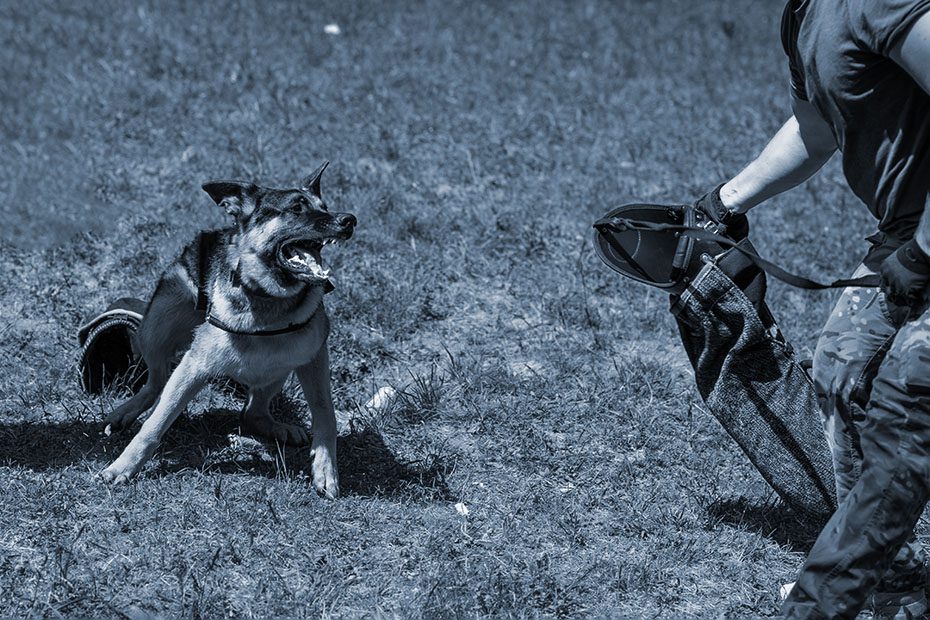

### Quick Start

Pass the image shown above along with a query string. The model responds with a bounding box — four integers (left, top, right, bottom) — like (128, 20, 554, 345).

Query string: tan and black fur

(99, 162, 355, 498)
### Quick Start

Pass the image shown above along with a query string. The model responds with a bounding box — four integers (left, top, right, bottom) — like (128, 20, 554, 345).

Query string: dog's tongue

(305, 252, 329, 279)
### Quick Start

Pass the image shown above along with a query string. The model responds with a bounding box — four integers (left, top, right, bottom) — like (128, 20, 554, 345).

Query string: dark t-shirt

(781, 0, 930, 268)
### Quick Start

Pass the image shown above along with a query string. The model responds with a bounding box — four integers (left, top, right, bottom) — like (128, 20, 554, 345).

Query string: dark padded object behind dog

(78, 297, 148, 395)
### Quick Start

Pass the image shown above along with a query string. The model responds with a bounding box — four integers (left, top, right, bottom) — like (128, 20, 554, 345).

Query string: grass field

(1, 0, 918, 617)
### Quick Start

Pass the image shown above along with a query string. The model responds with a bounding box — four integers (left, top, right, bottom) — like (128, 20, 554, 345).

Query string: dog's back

(136, 229, 231, 363)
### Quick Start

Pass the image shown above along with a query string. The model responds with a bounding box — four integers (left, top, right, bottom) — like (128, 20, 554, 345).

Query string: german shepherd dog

(99, 162, 355, 498)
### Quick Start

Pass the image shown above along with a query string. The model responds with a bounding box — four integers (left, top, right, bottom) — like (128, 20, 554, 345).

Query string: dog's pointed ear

(201, 181, 258, 219)
(300, 161, 329, 198)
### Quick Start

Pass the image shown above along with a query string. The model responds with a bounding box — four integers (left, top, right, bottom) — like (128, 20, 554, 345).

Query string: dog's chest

(198, 312, 328, 386)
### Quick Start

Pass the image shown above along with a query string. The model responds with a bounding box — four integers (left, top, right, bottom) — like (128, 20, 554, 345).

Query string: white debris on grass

(337, 385, 397, 435)
(364, 386, 396, 412)
(454, 502, 469, 516)
(324, 23, 341, 35)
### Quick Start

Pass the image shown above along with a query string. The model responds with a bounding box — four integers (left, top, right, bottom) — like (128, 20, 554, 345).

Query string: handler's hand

(880, 238, 930, 309)
(694, 184, 749, 241)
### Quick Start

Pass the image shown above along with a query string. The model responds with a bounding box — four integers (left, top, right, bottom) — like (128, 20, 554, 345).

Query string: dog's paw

(98, 465, 134, 485)
(102, 411, 132, 435)
(241, 416, 310, 446)
(310, 445, 339, 499)
(98, 455, 144, 485)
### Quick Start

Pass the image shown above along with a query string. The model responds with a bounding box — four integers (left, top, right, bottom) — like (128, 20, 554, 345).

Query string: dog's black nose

(336, 214, 357, 229)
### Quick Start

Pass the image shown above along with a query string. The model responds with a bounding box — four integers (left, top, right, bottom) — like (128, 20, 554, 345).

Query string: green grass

(1, 0, 919, 617)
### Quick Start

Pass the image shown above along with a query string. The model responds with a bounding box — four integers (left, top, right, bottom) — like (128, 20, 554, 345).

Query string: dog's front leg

(296, 344, 339, 499)
(99, 350, 209, 484)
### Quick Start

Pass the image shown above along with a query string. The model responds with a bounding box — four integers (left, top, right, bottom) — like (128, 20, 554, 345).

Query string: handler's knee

(868, 315, 930, 456)
(812, 330, 865, 410)
(812, 275, 899, 411)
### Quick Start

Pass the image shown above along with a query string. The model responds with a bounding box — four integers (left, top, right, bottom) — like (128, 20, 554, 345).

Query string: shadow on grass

(706, 497, 830, 552)
(0, 397, 454, 502)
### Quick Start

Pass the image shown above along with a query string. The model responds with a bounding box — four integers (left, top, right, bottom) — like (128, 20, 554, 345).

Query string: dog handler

(694, 1, 930, 617)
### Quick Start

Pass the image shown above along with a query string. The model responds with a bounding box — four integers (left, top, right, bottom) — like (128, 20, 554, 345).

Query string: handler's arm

(718, 97, 837, 214)
(890, 11, 930, 254)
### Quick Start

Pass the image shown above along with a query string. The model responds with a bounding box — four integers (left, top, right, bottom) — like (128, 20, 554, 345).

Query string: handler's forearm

(719, 115, 835, 214)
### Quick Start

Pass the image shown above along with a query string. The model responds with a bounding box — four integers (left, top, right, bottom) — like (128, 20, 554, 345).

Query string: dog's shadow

(705, 497, 830, 552)
(0, 397, 455, 502)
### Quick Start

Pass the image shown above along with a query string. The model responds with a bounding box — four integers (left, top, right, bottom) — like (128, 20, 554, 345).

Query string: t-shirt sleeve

(781, 1, 808, 101)
(848, 0, 930, 56)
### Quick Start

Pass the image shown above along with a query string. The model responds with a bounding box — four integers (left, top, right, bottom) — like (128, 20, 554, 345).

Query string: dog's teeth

(306, 261, 330, 279)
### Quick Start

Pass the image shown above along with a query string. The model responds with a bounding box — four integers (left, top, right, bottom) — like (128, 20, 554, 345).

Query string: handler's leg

(785, 311, 930, 618)
(813, 265, 899, 499)
(811, 265, 925, 594)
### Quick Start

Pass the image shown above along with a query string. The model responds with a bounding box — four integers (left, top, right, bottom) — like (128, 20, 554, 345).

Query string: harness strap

(205, 309, 318, 336)
(595, 217, 882, 290)
(196, 231, 212, 314)
(206, 281, 318, 337)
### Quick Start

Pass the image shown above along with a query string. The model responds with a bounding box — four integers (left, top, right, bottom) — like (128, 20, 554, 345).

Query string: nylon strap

(196, 231, 212, 313)
(205, 310, 317, 336)
(596, 218, 881, 290)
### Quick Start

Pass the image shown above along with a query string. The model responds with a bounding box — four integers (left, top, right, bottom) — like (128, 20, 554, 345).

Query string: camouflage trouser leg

(783, 264, 930, 619)
(812, 264, 926, 590)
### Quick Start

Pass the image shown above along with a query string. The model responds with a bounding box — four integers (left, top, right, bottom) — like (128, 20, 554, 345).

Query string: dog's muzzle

(277, 214, 355, 282)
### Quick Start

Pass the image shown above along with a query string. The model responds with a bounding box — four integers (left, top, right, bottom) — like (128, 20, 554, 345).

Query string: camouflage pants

(783, 264, 930, 619)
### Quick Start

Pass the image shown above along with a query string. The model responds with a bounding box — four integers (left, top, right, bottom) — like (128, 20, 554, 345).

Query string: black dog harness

(194, 231, 330, 337)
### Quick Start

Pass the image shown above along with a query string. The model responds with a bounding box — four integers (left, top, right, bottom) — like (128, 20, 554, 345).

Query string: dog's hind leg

(104, 277, 201, 433)
(239, 377, 310, 446)
(103, 363, 168, 434)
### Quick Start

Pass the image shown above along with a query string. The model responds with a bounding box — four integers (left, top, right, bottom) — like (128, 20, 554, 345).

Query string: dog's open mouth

(278, 238, 340, 282)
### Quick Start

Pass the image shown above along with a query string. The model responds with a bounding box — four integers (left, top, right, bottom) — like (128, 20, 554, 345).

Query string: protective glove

(879, 238, 930, 309)
(694, 184, 749, 241)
